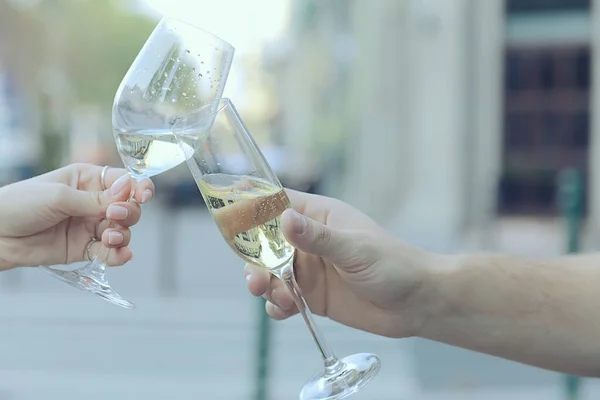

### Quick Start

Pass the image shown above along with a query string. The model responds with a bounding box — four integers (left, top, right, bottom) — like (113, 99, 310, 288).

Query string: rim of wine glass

(160, 16, 235, 52)
(172, 97, 233, 133)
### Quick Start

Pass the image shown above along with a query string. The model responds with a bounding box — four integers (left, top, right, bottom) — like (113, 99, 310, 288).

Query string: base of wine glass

(40, 265, 135, 309)
(299, 353, 381, 400)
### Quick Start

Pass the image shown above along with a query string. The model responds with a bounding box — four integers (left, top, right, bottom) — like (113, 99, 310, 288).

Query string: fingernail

(111, 175, 129, 195)
(108, 231, 124, 245)
(141, 189, 153, 204)
(291, 210, 307, 234)
(246, 273, 252, 282)
(107, 205, 128, 221)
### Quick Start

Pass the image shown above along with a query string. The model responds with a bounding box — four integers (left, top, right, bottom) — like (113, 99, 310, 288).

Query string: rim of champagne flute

(172, 97, 233, 133)
(160, 16, 235, 52)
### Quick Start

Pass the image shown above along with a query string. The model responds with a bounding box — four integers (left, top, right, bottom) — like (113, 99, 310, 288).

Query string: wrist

(384, 238, 457, 338)
(410, 251, 462, 338)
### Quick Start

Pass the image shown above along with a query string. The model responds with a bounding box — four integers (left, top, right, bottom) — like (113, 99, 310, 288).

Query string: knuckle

(349, 231, 378, 260)
(90, 191, 105, 212)
(106, 255, 119, 267)
(72, 162, 89, 171)
(96, 219, 110, 238)
(142, 177, 155, 189)
(315, 226, 332, 247)
(66, 163, 85, 177)
(72, 163, 91, 180)
(128, 202, 141, 216)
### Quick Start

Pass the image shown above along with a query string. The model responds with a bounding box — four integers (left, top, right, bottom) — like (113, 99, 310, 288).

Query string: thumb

(281, 208, 364, 266)
(54, 174, 132, 218)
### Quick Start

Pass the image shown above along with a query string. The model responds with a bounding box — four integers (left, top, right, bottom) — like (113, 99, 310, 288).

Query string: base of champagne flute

(299, 353, 381, 400)
(40, 265, 135, 309)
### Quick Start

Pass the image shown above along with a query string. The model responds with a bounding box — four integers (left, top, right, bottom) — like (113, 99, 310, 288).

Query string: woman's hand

(0, 163, 154, 270)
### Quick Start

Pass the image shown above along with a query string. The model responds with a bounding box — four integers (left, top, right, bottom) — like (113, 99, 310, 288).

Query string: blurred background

(0, 0, 599, 398)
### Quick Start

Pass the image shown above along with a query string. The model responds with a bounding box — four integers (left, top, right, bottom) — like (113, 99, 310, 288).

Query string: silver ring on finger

(84, 238, 98, 262)
(100, 165, 110, 191)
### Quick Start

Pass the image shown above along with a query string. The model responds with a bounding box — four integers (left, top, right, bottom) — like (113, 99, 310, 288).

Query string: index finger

(131, 178, 155, 204)
(284, 189, 335, 217)
(103, 166, 128, 188)
(104, 167, 155, 204)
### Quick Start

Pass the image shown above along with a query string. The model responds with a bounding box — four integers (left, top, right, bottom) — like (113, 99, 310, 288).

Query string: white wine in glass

(115, 128, 193, 178)
(113, 17, 235, 179)
(40, 17, 235, 309)
(174, 98, 381, 400)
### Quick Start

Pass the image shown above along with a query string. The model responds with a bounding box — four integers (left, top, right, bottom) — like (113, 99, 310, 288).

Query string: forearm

(420, 252, 600, 377)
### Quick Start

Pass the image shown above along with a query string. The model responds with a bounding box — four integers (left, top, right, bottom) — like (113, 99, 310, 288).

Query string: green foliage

(40, 128, 65, 172)
(33, 0, 156, 108)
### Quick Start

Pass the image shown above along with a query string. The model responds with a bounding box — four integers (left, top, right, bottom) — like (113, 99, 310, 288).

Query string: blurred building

(261, 1, 600, 390)
(0, 66, 39, 184)
(2, 0, 599, 253)
(0, 0, 44, 183)
(266, 0, 600, 253)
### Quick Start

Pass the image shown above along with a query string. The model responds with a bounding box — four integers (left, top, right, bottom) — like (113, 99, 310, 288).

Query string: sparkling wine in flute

(196, 173, 295, 269)
(174, 98, 380, 400)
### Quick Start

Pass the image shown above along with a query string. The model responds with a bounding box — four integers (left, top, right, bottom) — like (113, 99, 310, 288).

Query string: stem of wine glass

(276, 258, 345, 376)
(79, 239, 111, 277)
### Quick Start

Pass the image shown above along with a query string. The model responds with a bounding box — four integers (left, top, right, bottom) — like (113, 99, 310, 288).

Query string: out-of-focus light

(141, 0, 291, 55)
(7, 0, 40, 11)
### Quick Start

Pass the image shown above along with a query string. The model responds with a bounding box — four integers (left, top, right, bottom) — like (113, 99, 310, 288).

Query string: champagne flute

(41, 17, 235, 309)
(173, 98, 381, 399)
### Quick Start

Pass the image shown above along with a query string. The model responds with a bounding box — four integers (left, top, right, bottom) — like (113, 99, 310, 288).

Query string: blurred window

(506, 0, 590, 14)
(499, 44, 590, 215)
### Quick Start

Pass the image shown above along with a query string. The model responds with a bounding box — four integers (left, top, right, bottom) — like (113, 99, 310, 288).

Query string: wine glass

(40, 17, 235, 309)
(173, 98, 381, 399)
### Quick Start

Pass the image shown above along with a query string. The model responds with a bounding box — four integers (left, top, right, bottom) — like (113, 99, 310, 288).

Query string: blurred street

(0, 201, 420, 400)
(0, 200, 598, 400)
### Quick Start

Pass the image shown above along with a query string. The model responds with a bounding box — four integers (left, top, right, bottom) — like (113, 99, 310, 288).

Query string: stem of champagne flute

(276, 258, 345, 376)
